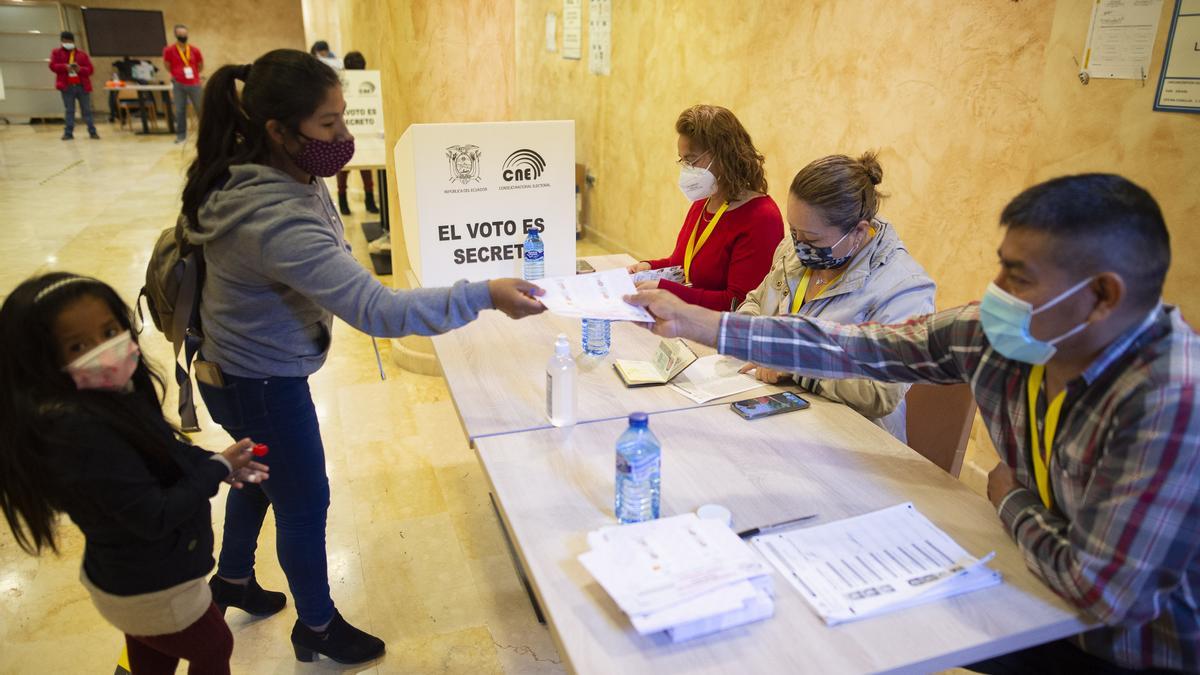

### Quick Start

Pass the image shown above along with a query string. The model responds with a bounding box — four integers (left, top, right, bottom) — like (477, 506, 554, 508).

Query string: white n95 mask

(678, 162, 717, 202)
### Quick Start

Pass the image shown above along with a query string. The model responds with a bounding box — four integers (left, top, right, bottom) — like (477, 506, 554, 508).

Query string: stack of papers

(578, 513, 775, 642)
(668, 355, 764, 403)
(631, 265, 685, 285)
(533, 268, 653, 322)
(613, 338, 697, 387)
(751, 502, 1001, 625)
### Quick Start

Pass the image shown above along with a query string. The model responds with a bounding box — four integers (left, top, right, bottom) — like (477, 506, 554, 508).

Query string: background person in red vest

(162, 24, 203, 144)
(49, 31, 99, 140)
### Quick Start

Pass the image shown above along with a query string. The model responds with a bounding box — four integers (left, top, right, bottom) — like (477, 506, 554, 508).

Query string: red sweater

(646, 195, 783, 311)
(49, 48, 94, 92)
(163, 43, 204, 86)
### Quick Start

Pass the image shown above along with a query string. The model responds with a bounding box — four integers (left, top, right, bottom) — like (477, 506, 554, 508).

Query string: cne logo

(358, 81, 376, 95)
(502, 149, 546, 182)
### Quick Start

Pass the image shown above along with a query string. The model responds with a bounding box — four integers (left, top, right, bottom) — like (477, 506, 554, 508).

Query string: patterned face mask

(63, 331, 140, 391)
(293, 133, 356, 177)
(793, 229, 855, 270)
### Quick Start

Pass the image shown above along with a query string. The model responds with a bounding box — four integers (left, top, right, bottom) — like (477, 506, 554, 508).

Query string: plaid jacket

(719, 303, 1200, 670)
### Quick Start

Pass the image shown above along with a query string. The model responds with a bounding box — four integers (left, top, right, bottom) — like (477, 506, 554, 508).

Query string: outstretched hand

(220, 438, 270, 489)
(489, 279, 546, 320)
(623, 290, 722, 347)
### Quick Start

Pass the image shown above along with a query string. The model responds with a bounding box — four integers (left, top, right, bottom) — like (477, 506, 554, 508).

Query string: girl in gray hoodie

(178, 49, 544, 666)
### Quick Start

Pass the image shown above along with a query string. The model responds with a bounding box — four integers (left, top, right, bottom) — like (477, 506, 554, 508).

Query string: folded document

(578, 513, 775, 642)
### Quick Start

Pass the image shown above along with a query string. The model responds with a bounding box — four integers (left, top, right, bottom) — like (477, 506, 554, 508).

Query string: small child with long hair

(0, 273, 269, 675)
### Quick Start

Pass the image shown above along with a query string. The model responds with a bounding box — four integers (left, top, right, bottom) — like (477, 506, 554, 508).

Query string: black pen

(736, 513, 819, 539)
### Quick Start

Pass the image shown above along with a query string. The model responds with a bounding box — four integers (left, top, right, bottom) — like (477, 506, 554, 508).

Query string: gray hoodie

(738, 217, 936, 441)
(188, 163, 493, 378)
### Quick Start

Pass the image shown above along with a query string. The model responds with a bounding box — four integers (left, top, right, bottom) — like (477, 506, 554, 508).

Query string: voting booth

(341, 70, 385, 168)
(393, 121, 576, 286)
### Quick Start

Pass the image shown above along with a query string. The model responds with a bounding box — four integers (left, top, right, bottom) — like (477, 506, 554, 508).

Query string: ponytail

(180, 49, 342, 231)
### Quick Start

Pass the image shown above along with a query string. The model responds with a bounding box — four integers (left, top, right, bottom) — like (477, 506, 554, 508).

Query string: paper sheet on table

(631, 265, 685, 285)
(533, 268, 653, 322)
(668, 355, 763, 403)
(751, 502, 1001, 626)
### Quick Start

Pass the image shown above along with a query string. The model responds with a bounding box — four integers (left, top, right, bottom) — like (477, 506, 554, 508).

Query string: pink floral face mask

(63, 331, 140, 391)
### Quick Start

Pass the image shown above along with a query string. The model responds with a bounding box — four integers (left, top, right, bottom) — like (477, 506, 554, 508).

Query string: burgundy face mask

(293, 133, 355, 177)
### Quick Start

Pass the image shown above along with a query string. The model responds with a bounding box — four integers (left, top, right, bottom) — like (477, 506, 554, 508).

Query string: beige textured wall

(81, 0, 306, 79)
(513, 0, 1198, 316)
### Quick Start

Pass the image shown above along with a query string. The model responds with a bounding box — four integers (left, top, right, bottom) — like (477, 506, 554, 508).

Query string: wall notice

(563, 0, 582, 60)
(588, 0, 611, 75)
(1155, 0, 1200, 112)
(1081, 0, 1164, 80)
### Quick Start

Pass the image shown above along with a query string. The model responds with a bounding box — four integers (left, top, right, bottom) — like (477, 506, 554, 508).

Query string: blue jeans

(196, 373, 335, 627)
(172, 81, 203, 141)
(61, 85, 96, 136)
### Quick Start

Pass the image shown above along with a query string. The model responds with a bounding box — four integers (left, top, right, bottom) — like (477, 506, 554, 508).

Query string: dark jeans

(61, 84, 95, 136)
(125, 602, 233, 675)
(173, 81, 203, 140)
(966, 637, 1181, 674)
(196, 372, 335, 627)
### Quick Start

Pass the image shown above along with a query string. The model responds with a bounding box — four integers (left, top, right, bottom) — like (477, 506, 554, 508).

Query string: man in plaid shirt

(628, 174, 1197, 673)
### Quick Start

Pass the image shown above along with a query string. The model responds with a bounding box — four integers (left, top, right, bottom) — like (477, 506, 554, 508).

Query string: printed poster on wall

(1155, 0, 1200, 113)
(341, 69, 385, 168)
(1080, 0, 1164, 80)
(563, 0, 582, 60)
(588, 0, 611, 75)
(394, 121, 577, 286)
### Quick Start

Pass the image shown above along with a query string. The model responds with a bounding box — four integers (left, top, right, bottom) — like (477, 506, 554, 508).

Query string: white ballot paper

(669, 355, 763, 403)
(752, 502, 1001, 626)
(578, 513, 775, 642)
(533, 268, 653, 322)
(631, 265, 685, 285)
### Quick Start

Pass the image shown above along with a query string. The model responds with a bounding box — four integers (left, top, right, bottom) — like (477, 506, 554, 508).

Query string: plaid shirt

(719, 303, 1200, 671)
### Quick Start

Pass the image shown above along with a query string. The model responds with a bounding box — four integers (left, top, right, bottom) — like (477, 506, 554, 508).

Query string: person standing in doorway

(163, 24, 203, 144)
(49, 32, 99, 140)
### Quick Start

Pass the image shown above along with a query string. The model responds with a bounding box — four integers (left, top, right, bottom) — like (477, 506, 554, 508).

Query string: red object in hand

(252, 443, 269, 457)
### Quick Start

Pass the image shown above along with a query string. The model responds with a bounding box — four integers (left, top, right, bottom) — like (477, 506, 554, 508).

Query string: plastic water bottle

(615, 412, 661, 524)
(582, 318, 611, 357)
(546, 333, 577, 427)
(523, 228, 544, 280)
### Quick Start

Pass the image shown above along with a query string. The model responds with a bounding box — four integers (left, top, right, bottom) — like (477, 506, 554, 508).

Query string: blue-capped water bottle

(615, 412, 661, 524)
(522, 227, 544, 280)
(581, 318, 611, 357)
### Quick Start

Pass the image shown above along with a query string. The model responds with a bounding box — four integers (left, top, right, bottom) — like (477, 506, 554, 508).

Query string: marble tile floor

(0, 122, 582, 674)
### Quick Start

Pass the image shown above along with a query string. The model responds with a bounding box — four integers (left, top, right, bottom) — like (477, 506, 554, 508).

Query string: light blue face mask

(980, 278, 1094, 365)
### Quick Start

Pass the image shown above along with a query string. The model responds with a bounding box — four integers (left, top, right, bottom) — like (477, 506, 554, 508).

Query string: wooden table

(432, 254, 787, 441)
(475, 400, 1089, 674)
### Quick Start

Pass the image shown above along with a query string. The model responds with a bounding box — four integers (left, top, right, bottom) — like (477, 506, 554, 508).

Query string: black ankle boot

(338, 192, 351, 216)
(364, 191, 380, 214)
(291, 611, 385, 665)
(209, 575, 287, 617)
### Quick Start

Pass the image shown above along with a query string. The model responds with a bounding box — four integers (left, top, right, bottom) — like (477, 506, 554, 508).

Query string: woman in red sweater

(629, 105, 783, 311)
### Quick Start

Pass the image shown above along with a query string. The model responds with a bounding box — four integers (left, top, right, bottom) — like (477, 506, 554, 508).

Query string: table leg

(138, 92, 149, 134)
(489, 492, 547, 625)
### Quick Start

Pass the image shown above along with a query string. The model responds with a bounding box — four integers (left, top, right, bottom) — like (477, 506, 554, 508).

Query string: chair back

(905, 383, 977, 477)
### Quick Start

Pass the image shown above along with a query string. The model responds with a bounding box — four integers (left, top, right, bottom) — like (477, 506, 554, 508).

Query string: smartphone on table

(731, 392, 810, 420)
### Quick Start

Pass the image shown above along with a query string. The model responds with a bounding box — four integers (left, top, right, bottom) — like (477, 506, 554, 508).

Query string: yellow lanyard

(789, 268, 845, 313)
(68, 50, 76, 65)
(177, 44, 192, 67)
(1026, 364, 1067, 509)
(683, 200, 728, 285)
